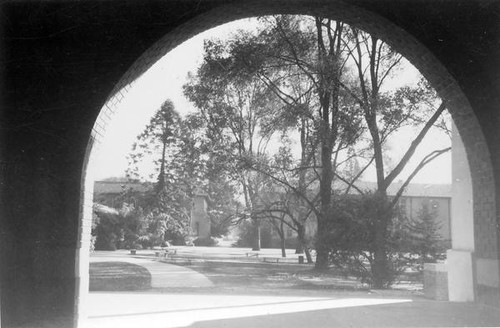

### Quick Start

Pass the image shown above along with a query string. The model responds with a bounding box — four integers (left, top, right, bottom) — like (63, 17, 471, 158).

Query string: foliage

(324, 193, 417, 287)
(182, 15, 448, 272)
(323, 193, 448, 287)
(113, 15, 450, 287)
(183, 33, 286, 250)
(204, 161, 243, 238)
(90, 235, 97, 252)
(400, 202, 446, 268)
(193, 236, 219, 247)
(95, 100, 242, 249)
(183, 15, 367, 263)
(119, 203, 146, 249)
(338, 26, 450, 287)
(234, 220, 274, 248)
(127, 100, 181, 184)
(123, 101, 196, 245)
(251, 178, 316, 261)
(124, 100, 191, 245)
(92, 204, 121, 251)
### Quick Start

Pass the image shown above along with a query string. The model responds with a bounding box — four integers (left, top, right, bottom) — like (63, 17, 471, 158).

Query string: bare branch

(378, 55, 403, 88)
(334, 172, 365, 194)
(384, 101, 447, 188)
(244, 159, 321, 217)
(390, 147, 451, 208)
(344, 155, 376, 194)
(274, 17, 320, 90)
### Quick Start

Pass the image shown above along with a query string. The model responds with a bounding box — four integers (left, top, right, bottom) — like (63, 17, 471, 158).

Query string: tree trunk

(281, 238, 286, 258)
(156, 139, 168, 192)
(315, 217, 330, 269)
(280, 220, 286, 257)
(296, 224, 313, 263)
(315, 122, 334, 270)
(372, 194, 390, 288)
(304, 248, 313, 264)
(372, 225, 389, 287)
(295, 224, 305, 254)
(252, 218, 261, 251)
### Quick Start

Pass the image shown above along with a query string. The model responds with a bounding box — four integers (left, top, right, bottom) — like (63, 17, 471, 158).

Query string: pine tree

(404, 202, 446, 267)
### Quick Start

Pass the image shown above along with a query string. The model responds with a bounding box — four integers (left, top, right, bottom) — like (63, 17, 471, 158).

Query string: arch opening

(78, 3, 496, 327)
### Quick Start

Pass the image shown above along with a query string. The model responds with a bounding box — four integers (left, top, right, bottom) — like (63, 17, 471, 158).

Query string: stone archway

(78, 1, 497, 325)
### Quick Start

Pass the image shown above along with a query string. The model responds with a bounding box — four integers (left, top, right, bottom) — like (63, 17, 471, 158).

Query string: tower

(190, 188, 211, 239)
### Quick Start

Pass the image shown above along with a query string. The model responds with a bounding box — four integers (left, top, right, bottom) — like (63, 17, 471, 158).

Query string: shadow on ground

(90, 261, 152, 291)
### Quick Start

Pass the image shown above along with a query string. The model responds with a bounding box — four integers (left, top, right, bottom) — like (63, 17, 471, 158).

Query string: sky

(90, 17, 451, 185)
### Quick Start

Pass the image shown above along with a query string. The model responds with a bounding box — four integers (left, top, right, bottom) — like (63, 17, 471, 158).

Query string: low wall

(424, 263, 448, 301)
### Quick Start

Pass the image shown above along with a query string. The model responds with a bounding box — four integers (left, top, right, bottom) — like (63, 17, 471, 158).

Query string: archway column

(449, 121, 500, 303)
(74, 139, 98, 328)
(448, 122, 475, 301)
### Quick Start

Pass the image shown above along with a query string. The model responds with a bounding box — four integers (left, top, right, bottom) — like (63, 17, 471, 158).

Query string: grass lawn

(89, 249, 423, 295)
(161, 260, 371, 291)
(90, 261, 152, 291)
(157, 259, 422, 294)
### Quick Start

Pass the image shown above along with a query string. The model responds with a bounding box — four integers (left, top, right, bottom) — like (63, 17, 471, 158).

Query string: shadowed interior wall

(1, 1, 499, 326)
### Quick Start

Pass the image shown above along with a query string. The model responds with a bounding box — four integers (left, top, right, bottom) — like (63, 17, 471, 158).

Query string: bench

(155, 249, 177, 257)
(246, 252, 259, 258)
(166, 249, 177, 256)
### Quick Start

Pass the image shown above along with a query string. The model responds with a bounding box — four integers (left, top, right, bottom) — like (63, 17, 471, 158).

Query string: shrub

(90, 235, 97, 252)
(399, 202, 447, 270)
(324, 193, 416, 287)
(193, 236, 218, 246)
(234, 220, 273, 248)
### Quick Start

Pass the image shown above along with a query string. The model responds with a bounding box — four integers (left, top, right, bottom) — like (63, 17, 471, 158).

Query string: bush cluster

(322, 193, 446, 287)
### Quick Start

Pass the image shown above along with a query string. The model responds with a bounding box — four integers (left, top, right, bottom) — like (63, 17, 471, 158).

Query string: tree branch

(334, 172, 365, 194)
(390, 147, 451, 208)
(243, 158, 321, 217)
(384, 101, 447, 188)
(345, 155, 375, 195)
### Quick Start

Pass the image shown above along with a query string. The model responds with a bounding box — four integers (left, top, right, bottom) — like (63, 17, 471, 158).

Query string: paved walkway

(90, 251, 213, 288)
(86, 291, 500, 328)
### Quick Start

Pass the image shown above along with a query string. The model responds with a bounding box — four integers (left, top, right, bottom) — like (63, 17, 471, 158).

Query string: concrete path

(86, 292, 500, 328)
(90, 251, 214, 288)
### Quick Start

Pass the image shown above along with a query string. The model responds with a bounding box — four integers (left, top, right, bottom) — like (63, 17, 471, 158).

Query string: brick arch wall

(2, 1, 499, 327)
(78, 0, 498, 321)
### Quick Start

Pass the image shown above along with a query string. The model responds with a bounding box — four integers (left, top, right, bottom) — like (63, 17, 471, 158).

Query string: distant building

(350, 181, 451, 241)
(94, 180, 451, 243)
(395, 184, 451, 241)
(93, 180, 150, 208)
(273, 181, 452, 244)
(190, 188, 211, 239)
(94, 180, 212, 239)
